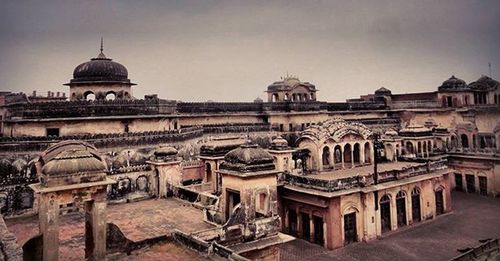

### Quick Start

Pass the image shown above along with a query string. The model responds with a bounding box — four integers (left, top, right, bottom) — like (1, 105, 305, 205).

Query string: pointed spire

(96, 37, 107, 59)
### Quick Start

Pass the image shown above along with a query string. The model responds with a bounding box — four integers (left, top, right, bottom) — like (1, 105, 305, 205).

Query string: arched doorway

(406, 141, 414, 155)
(380, 194, 391, 233)
(136, 176, 148, 192)
(84, 91, 95, 101)
(322, 146, 331, 169)
(106, 91, 116, 100)
(411, 187, 421, 222)
(334, 145, 342, 168)
(353, 143, 360, 164)
(343, 211, 357, 244)
(451, 135, 458, 148)
(364, 142, 371, 163)
(344, 144, 352, 167)
(205, 163, 212, 183)
(461, 134, 469, 148)
(417, 142, 422, 157)
(272, 93, 278, 102)
(435, 187, 444, 215)
(396, 191, 407, 227)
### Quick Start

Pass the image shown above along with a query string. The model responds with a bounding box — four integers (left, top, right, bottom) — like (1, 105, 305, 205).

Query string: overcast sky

(1, 0, 499, 102)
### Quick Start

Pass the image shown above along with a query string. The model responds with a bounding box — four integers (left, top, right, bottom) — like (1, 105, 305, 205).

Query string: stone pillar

(85, 200, 107, 261)
(328, 147, 334, 170)
(39, 193, 60, 261)
(341, 147, 345, 169)
(360, 146, 365, 164)
(351, 147, 355, 168)
(284, 209, 289, 232)
(323, 221, 328, 248)
(296, 208, 302, 238)
(309, 213, 314, 242)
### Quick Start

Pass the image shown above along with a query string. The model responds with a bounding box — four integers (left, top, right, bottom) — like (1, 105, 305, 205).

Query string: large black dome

(66, 51, 135, 85)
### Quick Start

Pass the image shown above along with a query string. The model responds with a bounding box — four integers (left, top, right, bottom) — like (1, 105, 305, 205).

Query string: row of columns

(320, 142, 372, 171)
(404, 139, 433, 158)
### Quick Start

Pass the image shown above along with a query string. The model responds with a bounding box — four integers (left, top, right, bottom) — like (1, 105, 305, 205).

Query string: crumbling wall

(0, 215, 23, 261)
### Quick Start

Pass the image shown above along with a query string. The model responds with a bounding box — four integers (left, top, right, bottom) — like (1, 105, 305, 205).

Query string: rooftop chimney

(56, 92, 60, 97)
(32, 90, 36, 97)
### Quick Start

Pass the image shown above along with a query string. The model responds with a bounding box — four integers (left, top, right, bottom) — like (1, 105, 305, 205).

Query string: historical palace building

(0, 44, 498, 259)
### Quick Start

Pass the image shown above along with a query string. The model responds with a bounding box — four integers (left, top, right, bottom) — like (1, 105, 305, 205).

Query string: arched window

(344, 144, 352, 166)
(353, 143, 360, 164)
(322, 146, 331, 168)
(284, 93, 289, 100)
(334, 145, 342, 164)
(272, 93, 279, 102)
(205, 163, 212, 182)
(84, 91, 95, 101)
(364, 142, 371, 163)
(136, 176, 149, 192)
(106, 91, 116, 100)
(406, 141, 414, 155)
(461, 134, 469, 148)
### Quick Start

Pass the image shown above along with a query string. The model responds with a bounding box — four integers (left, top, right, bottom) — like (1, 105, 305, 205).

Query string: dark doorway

(288, 210, 298, 236)
(479, 177, 487, 196)
(313, 216, 324, 246)
(447, 96, 453, 107)
(380, 195, 391, 233)
(344, 212, 357, 244)
(205, 163, 212, 183)
(226, 189, 240, 220)
(353, 143, 360, 164)
(454, 173, 463, 192)
(466, 175, 475, 193)
(411, 188, 421, 223)
(435, 190, 444, 215)
(461, 134, 469, 148)
(301, 213, 310, 241)
(396, 191, 407, 227)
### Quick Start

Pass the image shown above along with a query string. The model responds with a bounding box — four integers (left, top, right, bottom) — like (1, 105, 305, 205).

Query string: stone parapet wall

(4, 99, 391, 121)
(6, 98, 177, 119)
(0, 126, 204, 153)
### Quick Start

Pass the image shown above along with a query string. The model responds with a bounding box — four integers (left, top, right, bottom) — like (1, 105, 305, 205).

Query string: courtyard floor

(279, 191, 500, 261)
(6, 198, 212, 260)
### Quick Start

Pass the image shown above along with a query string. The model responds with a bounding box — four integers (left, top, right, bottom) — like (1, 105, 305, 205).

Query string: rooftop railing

(284, 159, 448, 192)
(449, 147, 500, 156)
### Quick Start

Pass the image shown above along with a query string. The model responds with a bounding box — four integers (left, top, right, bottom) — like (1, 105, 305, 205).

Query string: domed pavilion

(65, 39, 136, 101)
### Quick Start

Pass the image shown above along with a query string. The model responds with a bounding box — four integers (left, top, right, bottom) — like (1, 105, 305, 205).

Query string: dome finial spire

(96, 37, 107, 59)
